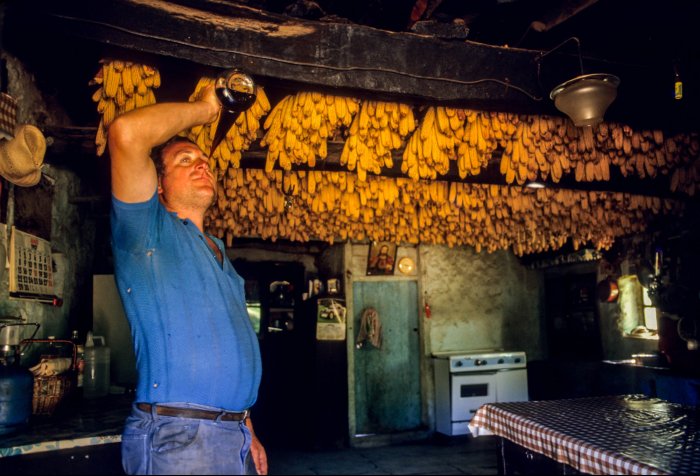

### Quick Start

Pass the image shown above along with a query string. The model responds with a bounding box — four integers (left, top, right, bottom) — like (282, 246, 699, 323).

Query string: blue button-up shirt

(111, 191, 261, 411)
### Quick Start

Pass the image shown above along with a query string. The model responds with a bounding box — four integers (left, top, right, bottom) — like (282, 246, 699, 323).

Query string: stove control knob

(475, 359, 487, 366)
(514, 358, 521, 363)
(498, 359, 504, 364)
(454, 361, 463, 368)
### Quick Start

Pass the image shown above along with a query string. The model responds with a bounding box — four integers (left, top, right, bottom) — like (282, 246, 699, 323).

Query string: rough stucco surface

(0, 51, 93, 357)
(420, 244, 544, 360)
(347, 242, 544, 438)
(0, 166, 93, 358)
(596, 262, 658, 360)
(2, 53, 71, 127)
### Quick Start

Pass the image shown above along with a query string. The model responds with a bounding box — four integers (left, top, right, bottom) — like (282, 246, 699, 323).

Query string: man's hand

(197, 84, 222, 125)
(246, 419, 268, 475)
(250, 433, 268, 475)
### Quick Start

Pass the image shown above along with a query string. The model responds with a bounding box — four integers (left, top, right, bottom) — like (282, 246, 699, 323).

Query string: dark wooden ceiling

(278, 0, 700, 130)
(3, 0, 700, 131)
(1, 0, 699, 202)
(269, 0, 699, 69)
(1, 0, 699, 256)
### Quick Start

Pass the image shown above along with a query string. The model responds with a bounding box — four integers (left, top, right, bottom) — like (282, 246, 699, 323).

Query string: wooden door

(352, 280, 421, 434)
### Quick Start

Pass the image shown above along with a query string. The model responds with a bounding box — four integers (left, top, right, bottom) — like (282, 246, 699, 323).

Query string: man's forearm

(245, 417, 257, 438)
(108, 98, 218, 158)
(108, 86, 220, 202)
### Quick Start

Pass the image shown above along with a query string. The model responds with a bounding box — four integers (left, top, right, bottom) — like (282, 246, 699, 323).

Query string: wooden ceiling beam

(11, 0, 654, 118)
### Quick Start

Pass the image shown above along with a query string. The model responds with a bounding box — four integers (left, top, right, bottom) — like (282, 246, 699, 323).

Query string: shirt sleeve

(111, 189, 161, 253)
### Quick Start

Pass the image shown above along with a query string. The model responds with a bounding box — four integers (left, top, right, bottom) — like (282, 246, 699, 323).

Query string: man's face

(158, 140, 217, 210)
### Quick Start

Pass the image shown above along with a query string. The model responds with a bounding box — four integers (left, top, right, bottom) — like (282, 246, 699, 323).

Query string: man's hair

(150, 136, 200, 177)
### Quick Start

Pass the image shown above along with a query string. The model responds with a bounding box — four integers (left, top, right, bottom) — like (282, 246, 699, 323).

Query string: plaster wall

(346, 243, 543, 358)
(0, 164, 93, 355)
(598, 301, 658, 360)
(345, 241, 544, 441)
(0, 50, 94, 357)
(420, 244, 545, 360)
(596, 258, 659, 361)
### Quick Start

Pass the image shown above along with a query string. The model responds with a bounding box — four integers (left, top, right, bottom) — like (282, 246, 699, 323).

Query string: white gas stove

(432, 349, 529, 436)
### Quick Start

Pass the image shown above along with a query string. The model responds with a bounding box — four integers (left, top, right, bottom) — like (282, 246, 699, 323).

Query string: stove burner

(433, 349, 527, 372)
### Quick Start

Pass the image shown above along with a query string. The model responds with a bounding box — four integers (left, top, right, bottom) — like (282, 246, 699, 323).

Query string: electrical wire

(51, 13, 545, 101)
(535, 36, 584, 100)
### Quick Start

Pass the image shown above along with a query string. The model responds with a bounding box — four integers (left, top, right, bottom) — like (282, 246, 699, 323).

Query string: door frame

(344, 242, 431, 447)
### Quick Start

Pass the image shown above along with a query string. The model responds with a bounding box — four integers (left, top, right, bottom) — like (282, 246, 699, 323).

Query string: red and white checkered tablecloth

(469, 395, 700, 475)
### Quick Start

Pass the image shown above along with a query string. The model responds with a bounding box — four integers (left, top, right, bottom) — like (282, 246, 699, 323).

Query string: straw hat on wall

(0, 124, 46, 187)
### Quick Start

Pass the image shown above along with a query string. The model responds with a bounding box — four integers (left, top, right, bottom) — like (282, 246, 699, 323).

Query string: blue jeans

(121, 402, 255, 475)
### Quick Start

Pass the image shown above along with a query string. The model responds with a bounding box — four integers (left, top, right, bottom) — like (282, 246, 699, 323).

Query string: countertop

(0, 394, 133, 458)
(602, 358, 673, 371)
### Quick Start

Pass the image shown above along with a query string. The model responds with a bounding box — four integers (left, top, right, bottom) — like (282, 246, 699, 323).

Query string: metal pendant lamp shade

(550, 73, 620, 127)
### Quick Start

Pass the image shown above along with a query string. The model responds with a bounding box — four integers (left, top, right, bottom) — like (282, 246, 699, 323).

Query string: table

(468, 395, 700, 475)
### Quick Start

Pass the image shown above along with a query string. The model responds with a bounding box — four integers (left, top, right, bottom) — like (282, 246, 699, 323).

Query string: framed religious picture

(366, 241, 397, 276)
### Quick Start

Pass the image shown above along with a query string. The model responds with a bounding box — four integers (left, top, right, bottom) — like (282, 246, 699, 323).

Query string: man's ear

(157, 176, 163, 195)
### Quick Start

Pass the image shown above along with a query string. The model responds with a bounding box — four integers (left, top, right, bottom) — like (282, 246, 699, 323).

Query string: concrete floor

(266, 435, 499, 475)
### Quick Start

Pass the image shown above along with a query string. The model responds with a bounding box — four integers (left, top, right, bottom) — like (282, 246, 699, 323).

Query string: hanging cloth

(356, 307, 383, 349)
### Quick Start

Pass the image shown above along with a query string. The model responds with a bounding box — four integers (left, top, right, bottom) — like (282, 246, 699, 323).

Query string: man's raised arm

(107, 85, 220, 203)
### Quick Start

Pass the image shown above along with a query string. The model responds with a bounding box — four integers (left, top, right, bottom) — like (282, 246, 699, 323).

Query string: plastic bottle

(83, 331, 110, 399)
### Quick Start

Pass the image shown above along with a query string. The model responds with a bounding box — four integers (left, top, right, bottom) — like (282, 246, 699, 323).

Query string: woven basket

(21, 339, 77, 416)
(32, 372, 73, 415)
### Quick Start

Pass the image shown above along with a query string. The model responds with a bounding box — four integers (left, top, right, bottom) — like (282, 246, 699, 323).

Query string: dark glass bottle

(70, 330, 85, 400)
(214, 69, 256, 112)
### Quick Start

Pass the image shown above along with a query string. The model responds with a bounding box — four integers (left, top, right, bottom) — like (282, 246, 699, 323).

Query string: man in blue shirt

(108, 83, 267, 475)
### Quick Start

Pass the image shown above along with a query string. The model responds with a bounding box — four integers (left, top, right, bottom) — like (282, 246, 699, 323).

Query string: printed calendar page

(316, 298, 347, 341)
(9, 226, 54, 296)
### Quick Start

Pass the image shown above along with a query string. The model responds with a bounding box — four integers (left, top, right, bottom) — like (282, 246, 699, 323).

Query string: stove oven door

(451, 371, 498, 433)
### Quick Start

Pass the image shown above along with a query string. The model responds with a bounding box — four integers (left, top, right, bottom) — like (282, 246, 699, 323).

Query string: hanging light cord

(534, 36, 585, 99)
(536, 36, 585, 75)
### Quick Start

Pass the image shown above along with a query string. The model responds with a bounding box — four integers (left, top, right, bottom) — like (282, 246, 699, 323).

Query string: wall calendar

(9, 226, 54, 297)
(316, 298, 347, 341)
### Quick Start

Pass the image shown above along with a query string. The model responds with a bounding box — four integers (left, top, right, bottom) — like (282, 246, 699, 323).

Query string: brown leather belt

(137, 403, 248, 422)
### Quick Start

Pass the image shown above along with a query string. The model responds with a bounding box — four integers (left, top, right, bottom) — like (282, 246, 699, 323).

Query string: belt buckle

(219, 409, 248, 421)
